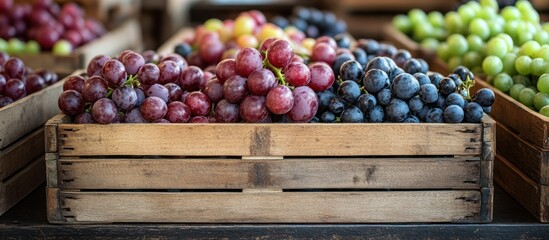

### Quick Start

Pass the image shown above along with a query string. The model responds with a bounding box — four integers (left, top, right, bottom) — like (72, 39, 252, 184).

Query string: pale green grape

(518, 32, 534, 46)
(445, 12, 465, 34)
(504, 20, 520, 41)
(483, 55, 503, 75)
(519, 40, 541, 58)
(487, 19, 504, 37)
(534, 31, 549, 45)
(413, 23, 434, 40)
(25, 40, 40, 54)
(437, 43, 451, 61)
(494, 73, 513, 92)
(409, 8, 428, 25)
(428, 11, 444, 28)
(534, 92, 549, 110)
(501, 6, 521, 20)
(486, 37, 508, 58)
(497, 33, 514, 51)
(531, 58, 546, 76)
(519, 87, 536, 108)
(52, 40, 72, 55)
(463, 51, 482, 69)
(478, 7, 497, 20)
(420, 38, 439, 49)
(538, 73, 549, 93)
(393, 15, 412, 34)
(447, 34, 468, 56)
(534, 46, 549, 61)
(540, 105, 549, 116)
(0, 39, 7, 52)
(513, 74, 531, 86)
(7, 38, 25, 54)
(204, 18, 224, 31)
(515, 55, 533, 75)
(467, 35, 484, 52)
(502, 53, 518, 75)
(480, 0, 499, 11)
(509, 83, 526, 100)
(469, 18, 490, 40)
(458, 5, 476, 25)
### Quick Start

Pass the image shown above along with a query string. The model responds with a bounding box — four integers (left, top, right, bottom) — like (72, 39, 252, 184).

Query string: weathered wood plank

(472, 78, 549, 149)
(495, 122, 549, 185)
(494, 154, 549, 222)
(57, 157, 481, 190)
(0, 128, 44, 180)
(55, 190, 481, 223)
(56, 121, 484, 156)
(0, 79, 64, 149)
(46, 153, 59, 188)
(0, 156, 45, 215)
(45, 114, 72, 154)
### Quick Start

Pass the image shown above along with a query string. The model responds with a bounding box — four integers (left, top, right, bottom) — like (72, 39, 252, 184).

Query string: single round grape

(140, 96, 168, 121)
(266, 85, 294, 115)
(223, 75, 248, 103)
(165, 101, 191, 123)
(240, 95, 268, 123)
(391, 73, 420, 100)
(145, 84, 169, 103)
(58, 90, 84, 115)
(482, 56, 503, 76)
(534, 92, 549, 111)
(135, 88, 145, 107)
(5, 78, 26, 100)
(467, 35, 484, 52)
(328, 97, 345, 115)
(236, 47, 263, 77)
(446, 92, 465, 108)
(174, 43, 192, 58)
(285, 62, 310, 86)
(447, 34, 468, 57)
(486, 37, 508, 59)
(538, 74, 549, 94)
(531, 58, 546, 77)
(74, 112, 95, 124)
(339, 60, 363, 83)
(515, 55, 532, 76)
(199, 39, 224, 65)
(419, 84, 438, 103)
(341, 106, 364, 123)
(392, 49, 412, 68)
(178, 66, 204, 91)
(493, 73, 513, 93)
(215, 59, 237, 83)
(308, 62, 335, 92)
(438, 77, 456, 96)
(377, 88, 392, 106)
(357, 94, 377, 113)
(474, 88, 495, 107)
(91, 98, 118, 124)
(63, 75, 85, 92)
(337, 80, 361, 104)
(426, 108, 444, 123)
(540, 105, 549, 117)
(408, 96, 424, 112)
(134, 63, 158, 85)
(202, 78, 223, 103)
(365, 57, 391, 75)
(102, 59, 127, 87)
(288, 86, 318, 123)
(112, 86, 137, 112)
(356, 39, 380, 55)
(267, 39, 294, 68)
(157, 60, 181, 84)
(332, 53, 354, 77)
(215, 99, 240, 123)
(509, 83, 526, 100)
(82, 76, 108, 103)
(160, 53, 188, 70)
(519, 88, 536, 108)
(25, 74, 46, 94)
(4, 57, 25, 80)
(184, 91, 211, 116)
(319, 111, 336, 123)
(247, 68, 276, 95)
(0, 95, 14, 108)
(427, 72, 444, 88)
(402, 58, 423, 74)
(413, 73, 431, 86)
(121, 51, 145, 75)
(386, 98, 410, 122)
(311, 42, 336, 66)
(124, 107, 148, 123)
(367, 105, 385, 123)
(444, 105, 464, 123)
(464, 102, 484, 123)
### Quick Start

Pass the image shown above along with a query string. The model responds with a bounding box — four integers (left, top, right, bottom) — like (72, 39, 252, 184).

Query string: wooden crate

(14, 19, 143, 77)
(382, 24, 437, 64)
(44, 113, 494, 224)
(470, 78, 549, 222)
(0, 76, 65, 215)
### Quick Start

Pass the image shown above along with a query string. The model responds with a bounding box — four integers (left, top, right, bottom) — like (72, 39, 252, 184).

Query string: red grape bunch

(0, 52, 59, 108)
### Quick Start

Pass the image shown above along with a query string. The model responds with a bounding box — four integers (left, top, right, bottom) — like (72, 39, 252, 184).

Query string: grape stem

(124, 75, 140, 88)
(263, 51, 288, 86)
(460, 75, 475, 101)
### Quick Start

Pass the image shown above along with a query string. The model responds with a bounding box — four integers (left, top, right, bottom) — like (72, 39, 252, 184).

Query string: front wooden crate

(14, 19, 143, 77)
(0, 75, 66, 215)
(44, 114, 494, 224)
(471, 78, 549, 222)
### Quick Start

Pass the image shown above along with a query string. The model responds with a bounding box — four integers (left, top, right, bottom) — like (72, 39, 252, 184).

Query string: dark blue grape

(376, 88, 392, 106)
(341, 106, 364, 123)
(392, 49, 412, 68)
(439, 77, 456, 96)
(391, 73, 420, 100)
(290, 17, 308, 31)
(403, 58, 422, 74)
(334, 33, 351, 49)
(464, 102, 483, 123)
(377, 43, 397, 57)
(389, 67, 404, 82)
(352, 48, 367, 67)
(419, 84, 438, 103)
(365, 56, 391, 74)
(446, 93, 465, 108)
(357, 39, 379, 55)
(415, 105, 430, 122)
(271, 15, 289, 28)
(427, 72, 444, 88)
(320, 111, 336, 123)
(357, 93, 377, 113)
(483, 106, 491, 113)
(403, 115, 420, 123)
(329, 97, 346, 115)
(386, 99, 410, 122)
(413, 72, 431, 86)
(340, 60, 363, 83)
(384, 57, 397, 72)
(447, 73, 462, 88)
(431, 93, 447, 110)
(452, 66, 470, 83)
(408, 96, 423, 112)
(337, 80, 361, 104)
(309, 117, 320, 123)
(367, 105, 384, 123)
(418, 58, 429, 73)
(174, 43, 192, 58)
(426, 108, 444, 123)
(444, 105, 464, 123)
(317, 90, 337, 112)
(474, 88, 495, 107)
(332, 53, 354, 77)
(363, 69, 389, 94)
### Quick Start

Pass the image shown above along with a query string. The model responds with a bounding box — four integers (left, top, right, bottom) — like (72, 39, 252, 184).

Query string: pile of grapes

(270, 6, 347, 38)
(0, 0, 106, 54)
(0, 52, 59, 108)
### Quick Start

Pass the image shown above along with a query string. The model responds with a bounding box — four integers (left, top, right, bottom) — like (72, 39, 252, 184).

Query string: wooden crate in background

(45, 112, 494, 224)
(0, 76, 66, 215)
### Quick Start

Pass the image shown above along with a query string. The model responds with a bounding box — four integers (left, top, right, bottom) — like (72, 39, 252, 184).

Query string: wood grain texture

(0, 128, 44, 180)
(45, 114, 72, 153)
(494, 154, 549, 222)
(53, 190, 482, 223)
(55, 120, 484, 157)
(157, 28, 194, 55)
(0, 156, 45, 215)
(56, 157, 482, 190)
(0, 79, 64, 149)
(46, 153, 59, 188)
(472, 78, 549, 149)
(496, 122, 549, 185)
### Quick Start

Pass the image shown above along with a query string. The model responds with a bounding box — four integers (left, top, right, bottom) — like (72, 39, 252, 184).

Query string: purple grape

(142, 50, 160, 64)
(247, 68, 276, 96)
(266, 85, 294, 115)
(157, 60, 181, 84)
(160, 53, 188, 70)
(223, 75, 248, 103)
(87, 55, 110, 77)
(91, 98, 118, 124)
(184, 91, 211, 116)
(145, 84, 169, 103)
(58, 90, 84, 115)
(112, 86, 137, 111)
(216, 58, 236, 84)
(288, 86, 318, 123)
(308, 62, 334, 92)
(25, 74, 46, 94)
(63, 75, 85, 93)
(0, 75, 6, 93)
(102, 59, 127, 87)
(137, 63, 159, 85)
(235, 47, 262, 77)
(215, 99, 240, 123)
(267, 39, 293, 68)
(134, 88, 145, 107)
(166, 101, 191, 123)
(140, 96, 167, 121)
(124, 107, 148, 123)
(0, 95, 13, 108)
(74, 112, 95, 124)
(240, 95, 269, 123)
(82, 76, 108, 103)
(4, 58, 25, 80)
(178, 66, 204, 91)
(190, 115, 209, 123)
(164, 83, 183, 103)
(121, 51, 145, 75)
(5, 79, 26, 100)
(204, 77, 223, 103)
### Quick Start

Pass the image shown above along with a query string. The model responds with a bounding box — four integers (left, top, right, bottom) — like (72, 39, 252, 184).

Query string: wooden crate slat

(0, 128, 44, 180)
(52, 190, 482, 223)
(495, 154, 549, 222)
(56, 121, 483, 156)
(0, 80, 64, 150)
(56, 157, 482, 190)
(471, 78, 549, 149)
(0, 156, 45, 215)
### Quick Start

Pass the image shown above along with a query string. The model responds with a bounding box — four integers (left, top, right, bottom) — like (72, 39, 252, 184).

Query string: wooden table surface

(1, 184, 548, 239)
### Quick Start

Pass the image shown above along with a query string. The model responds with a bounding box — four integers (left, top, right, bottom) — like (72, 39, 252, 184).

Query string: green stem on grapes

(335, 116, 341, 123)
(360, 86, 368, 94)
(124, 75, 140, 88)
(84, 103, 92, 113)
(105, 88, 114, 98)
(460, 75, 476, 101)
(262, 54, 287, 86)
